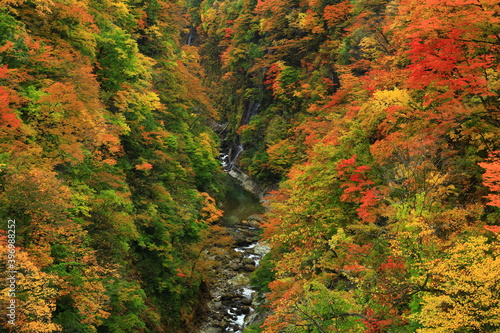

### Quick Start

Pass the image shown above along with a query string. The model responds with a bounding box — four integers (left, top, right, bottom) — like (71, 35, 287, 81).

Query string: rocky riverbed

(200, 169, 269, 333)
(199, 215, 270, 333)
(200, 215, 269, 333)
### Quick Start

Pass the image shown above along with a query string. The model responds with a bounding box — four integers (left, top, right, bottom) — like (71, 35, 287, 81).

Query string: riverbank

(199, 176, 269, 333)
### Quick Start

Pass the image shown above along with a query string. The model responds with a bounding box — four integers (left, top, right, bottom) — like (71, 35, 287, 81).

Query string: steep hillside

(1, 0, 499, 332)
(0, 0, 223, 331)
(191, 0, 500, 332)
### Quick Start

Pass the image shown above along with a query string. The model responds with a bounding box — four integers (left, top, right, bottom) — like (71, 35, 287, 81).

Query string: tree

(479, 151, 500, 208)
(410, 235, 500, 332)
(0, 232, 61, 332)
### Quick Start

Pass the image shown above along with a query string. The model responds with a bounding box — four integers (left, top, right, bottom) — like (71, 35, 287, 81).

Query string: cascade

(199, 176, 269, 333)
(219, 99, 260, 173)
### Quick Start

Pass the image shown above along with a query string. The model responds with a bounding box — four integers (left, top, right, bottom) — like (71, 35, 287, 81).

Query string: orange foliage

(0, 233, 61, 332)
(0, 86, 21, 129)
(199, 192, 224, 224)
(484, 225, 500, 233)
(479, 151, 500, 207)
(135, 162, 153, 170)
(323, 1, 353, 28)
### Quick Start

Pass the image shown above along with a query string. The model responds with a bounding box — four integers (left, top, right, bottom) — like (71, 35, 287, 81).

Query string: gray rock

(243, 258, 255, 266)
(240, 298, 253, 306)
(253, 242, 271, 257)
(247, 214, 263, 222)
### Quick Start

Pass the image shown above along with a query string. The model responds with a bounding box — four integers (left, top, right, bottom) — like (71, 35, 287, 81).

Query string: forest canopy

(0, 0, 222, 331)
(191, 0, 500, 331)
(1, 0, 499, 332)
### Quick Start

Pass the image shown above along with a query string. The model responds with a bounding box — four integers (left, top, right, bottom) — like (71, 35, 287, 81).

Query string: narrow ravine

(199, 176, 269, 333)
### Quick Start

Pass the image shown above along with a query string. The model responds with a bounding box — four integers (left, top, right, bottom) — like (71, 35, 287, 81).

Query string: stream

(199, 176, 268, 333)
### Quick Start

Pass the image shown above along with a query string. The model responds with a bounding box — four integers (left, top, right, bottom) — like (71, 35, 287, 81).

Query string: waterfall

(187, 27, 195, 46)
(239, 101, 260, 126)
(220, 143, 243, 172)
(219, 101, 260, 172)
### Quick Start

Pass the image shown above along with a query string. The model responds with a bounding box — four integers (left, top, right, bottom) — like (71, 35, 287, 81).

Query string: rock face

(199, 215, 269, 333)
(228, 168, 264, 199)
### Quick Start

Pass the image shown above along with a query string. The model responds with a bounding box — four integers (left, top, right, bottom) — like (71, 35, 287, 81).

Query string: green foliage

(243, 324, 264, 333)
(0, 10, 29, 67)
(96, 27, 149, 93)
(54, 301, 94, 333)
(192, 0, 500, 332)
(0, 0, 223, 331)
(99, 280, 148, 332)
(250, 252, 275, 294)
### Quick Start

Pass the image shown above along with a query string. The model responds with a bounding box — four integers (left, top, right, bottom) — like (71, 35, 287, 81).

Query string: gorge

(0, 0, 499, 332)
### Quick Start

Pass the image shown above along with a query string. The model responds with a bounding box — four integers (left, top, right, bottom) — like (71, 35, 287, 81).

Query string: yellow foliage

(358, 87, 412, 133)
(3, 0, 54, 14)
(411, 235, 500, 332)
(0, 235, 61, 332)
(486, 68, 500, 92)
(359, 36, 383, 59)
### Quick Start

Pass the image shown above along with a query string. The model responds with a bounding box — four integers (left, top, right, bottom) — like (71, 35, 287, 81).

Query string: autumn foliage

(192, 0, 500, 331)
(0, 0, 222, 331)
(1, 0, 500, 331)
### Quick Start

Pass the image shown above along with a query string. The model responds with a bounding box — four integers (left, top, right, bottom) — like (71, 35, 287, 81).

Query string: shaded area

(200, 175, 268, 333)
(221, 176, 264, 227)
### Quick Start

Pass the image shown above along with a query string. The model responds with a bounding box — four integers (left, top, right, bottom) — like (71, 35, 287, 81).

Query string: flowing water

(199, 176, 268, 333)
